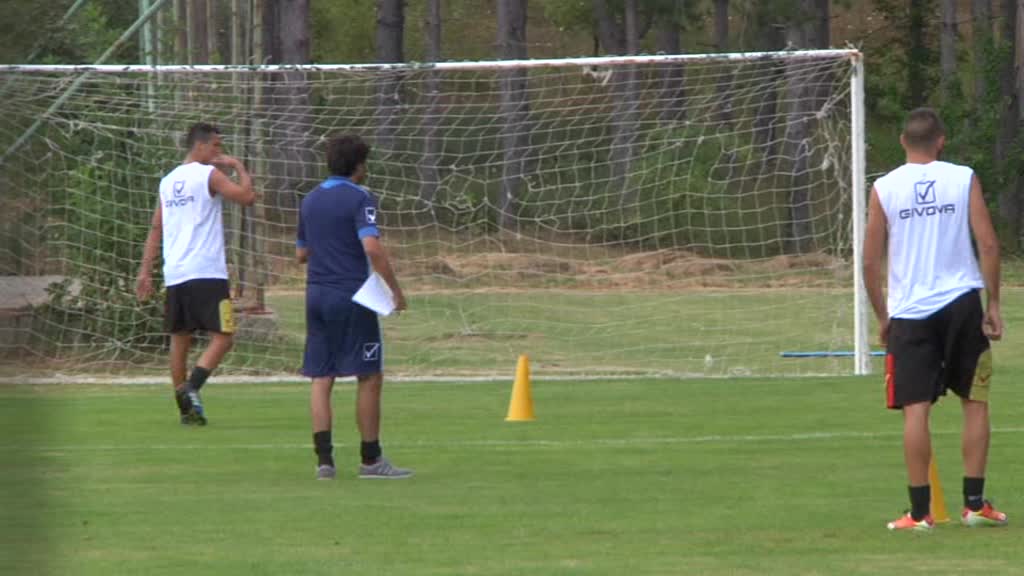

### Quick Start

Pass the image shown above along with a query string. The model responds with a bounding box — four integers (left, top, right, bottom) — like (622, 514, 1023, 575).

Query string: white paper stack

(352, 272, 395, 316)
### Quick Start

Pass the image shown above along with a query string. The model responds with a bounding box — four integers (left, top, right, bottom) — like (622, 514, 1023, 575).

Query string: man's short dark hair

(902, 108, 946, 150)
(326, 135, 370, 177)
(185, 122, 221, 150)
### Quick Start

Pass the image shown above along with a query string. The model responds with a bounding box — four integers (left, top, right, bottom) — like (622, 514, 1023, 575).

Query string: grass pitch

(2, 370, 1023, 575)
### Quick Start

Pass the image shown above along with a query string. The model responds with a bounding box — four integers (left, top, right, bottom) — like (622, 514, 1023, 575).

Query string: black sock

(963, 476, 985, 511)
(174, 388, 191, 415)
(314, 430, 333, 467)
(188, 366, 211, 391)
(361, 440, 381, 465)
(909, 485, 931, 521)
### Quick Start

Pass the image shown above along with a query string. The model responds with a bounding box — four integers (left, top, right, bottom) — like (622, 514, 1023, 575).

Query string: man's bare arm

(209, 156, 255, 206)
(135, 202, 162, 301)
(361, 236, 407, 311)
(968, 174, 1002, 340)
(862, 186, 889, 343)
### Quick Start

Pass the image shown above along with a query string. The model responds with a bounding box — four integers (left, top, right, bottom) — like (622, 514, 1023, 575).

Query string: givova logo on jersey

(899, 180, 955, 220)
(165, 180, 195, 208)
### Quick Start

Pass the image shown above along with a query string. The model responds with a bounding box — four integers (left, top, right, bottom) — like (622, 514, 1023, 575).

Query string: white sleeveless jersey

(874, 160, 983, 319)
(159, 162, 227, 287)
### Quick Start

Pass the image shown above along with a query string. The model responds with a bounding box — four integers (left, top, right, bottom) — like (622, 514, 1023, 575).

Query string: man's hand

(212, 155, 241, 174)
(878, 317, 890, 347)
(135, 271, 154, 302)
(983, 303, 1003, 341)
(393, 292, 408, 313)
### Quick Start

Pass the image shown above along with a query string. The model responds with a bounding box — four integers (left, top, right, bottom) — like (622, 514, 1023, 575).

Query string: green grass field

(3, 280, 1023, 574)
(253, 288, 866, 376)
(3, 368, 1024, 575)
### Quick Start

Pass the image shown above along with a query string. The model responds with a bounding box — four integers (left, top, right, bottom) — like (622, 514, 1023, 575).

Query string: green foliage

(625, 125, 820, 256)
(41, 125, 167, 352)
(861, 0, 1023, 251)
(867, 0, 939, 112)
(311, 0, 375, 64)
(0, 0, 137, 64)
(540, 0, 592, 34)
(940, 39, 1024, 216)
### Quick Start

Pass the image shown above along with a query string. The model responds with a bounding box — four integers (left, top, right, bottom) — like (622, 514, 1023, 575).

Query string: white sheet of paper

(352, 272, 395, 316)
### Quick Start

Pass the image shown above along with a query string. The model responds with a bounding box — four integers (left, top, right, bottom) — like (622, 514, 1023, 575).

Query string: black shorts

(165, 278, 235, 334)
(885, 290, 992, 409)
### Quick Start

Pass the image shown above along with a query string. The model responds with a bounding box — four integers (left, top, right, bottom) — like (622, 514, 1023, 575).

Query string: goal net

(0, 51, 870, 380)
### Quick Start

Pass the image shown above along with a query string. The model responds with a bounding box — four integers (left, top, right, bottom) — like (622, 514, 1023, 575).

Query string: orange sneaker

(961, 500, 1008, 527)
(887, 512, 934, 532)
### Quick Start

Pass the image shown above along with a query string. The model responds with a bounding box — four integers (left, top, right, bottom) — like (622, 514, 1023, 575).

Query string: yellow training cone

(505, 355, 535, 421)
(929, 451, 951, 523)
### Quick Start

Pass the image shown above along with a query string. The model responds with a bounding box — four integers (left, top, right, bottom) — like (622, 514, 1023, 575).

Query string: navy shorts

(302, 284, 382, 378)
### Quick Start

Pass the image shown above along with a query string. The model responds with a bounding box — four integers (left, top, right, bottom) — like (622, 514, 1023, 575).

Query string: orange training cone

(929, 451, 951, 523)
(505, 355, 535, 421)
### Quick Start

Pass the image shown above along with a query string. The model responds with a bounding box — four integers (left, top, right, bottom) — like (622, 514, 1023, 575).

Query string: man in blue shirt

(296, 135, 410, 480)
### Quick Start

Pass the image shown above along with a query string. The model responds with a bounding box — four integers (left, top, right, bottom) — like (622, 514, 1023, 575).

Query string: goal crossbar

(0, 49, 861, 74)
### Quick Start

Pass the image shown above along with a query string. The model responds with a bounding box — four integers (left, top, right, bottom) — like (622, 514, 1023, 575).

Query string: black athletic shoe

(185, 388, 207, 425)
(180, 411, 205, 425)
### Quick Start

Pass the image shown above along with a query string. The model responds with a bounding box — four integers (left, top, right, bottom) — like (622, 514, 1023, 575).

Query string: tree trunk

(714, 0, 729, 52)
(907, 0, 928, 108)
(250, 0, 268, 309)
(230, 0, 247, 298)
(175, 0, 188, 63)
(593, 0, 625, 54)
(973, 0, 993, 101)
(809, 0, 832, 109)
(941, 0, 957, 104)
(230, 0, 240, 65)
(624, 0, 639, 54)
(712, 0, 733, 126)
(655, 2, 686, 124)
(750, 7, 785, 152)
(376, 0, 405, 62)
(189, 0, 209, 64)
(375, 0, 405, 158)
(279, 0, 310, 63)
(261, 1, 281, 63)
(1017, 0, 1024, 120)
(612, 0, 640, 209)
(1016, 0, 1024, 249)
(206, 0, 218, 62)
(815, 0, 830, 48)
(783, 0, 822, 254)
(262, 0, 312, 222)
(997, 0, 1022, 251)
(497, 0, 528, 231)
(418, 0, 442, 210)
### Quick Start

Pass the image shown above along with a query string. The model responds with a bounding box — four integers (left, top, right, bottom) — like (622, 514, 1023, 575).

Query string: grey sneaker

(316, 465, 336, 480)
(359, 457, 413, 479)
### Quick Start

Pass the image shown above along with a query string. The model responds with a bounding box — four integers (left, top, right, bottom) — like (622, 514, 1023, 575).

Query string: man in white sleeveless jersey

(135, 123, 255, 425)
(864, 108, 1007, 531)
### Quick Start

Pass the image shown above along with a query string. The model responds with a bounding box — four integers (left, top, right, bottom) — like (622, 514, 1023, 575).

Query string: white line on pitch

(4, 427, 1024, 453)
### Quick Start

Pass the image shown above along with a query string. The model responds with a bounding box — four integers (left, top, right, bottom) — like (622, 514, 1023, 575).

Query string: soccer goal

(0, 50, 870, 380)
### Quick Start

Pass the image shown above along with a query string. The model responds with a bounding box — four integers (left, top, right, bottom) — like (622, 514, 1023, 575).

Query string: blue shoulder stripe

(358, 226, 380, 239)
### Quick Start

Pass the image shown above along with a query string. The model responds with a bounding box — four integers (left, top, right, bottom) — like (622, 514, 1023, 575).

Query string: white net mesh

(0, 52, 864, 378)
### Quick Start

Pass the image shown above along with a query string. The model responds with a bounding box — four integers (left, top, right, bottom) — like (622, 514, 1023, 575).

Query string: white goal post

(0, 50, 870, 379)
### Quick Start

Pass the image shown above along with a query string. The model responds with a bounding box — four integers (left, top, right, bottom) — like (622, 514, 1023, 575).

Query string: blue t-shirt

(297, 176, 380, 292)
